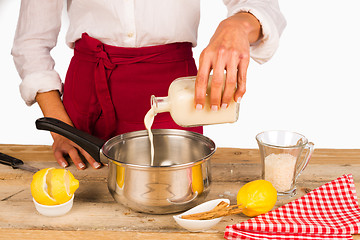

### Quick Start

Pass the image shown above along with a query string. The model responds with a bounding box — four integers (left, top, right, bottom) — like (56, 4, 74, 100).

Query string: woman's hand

(36, 90, 101, 170)
(51, 132, 101, 170)
(195, 12, 262, 110)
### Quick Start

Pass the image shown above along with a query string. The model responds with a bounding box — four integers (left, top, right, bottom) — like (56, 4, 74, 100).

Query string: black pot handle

(35, 117, 106, 163)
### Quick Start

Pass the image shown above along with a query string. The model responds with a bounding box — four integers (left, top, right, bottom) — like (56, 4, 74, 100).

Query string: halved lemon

(31, 168, 79, 205)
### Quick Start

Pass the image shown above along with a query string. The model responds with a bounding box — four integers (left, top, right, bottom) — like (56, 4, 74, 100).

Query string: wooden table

(0, 145, 359, 240)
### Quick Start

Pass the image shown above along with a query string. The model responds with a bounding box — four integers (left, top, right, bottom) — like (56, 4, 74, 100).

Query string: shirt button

(127, 32, 134, 38)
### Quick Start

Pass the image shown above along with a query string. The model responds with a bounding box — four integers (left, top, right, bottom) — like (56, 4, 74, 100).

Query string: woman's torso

(66, 0, 200, 48)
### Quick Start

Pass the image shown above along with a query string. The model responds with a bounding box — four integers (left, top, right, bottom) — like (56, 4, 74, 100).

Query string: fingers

(195, 50, 212, 110)
(79, 149, 102, 169)
(211, 49, 246, 110)
(234, 53, 249, 103)
(52, 134, 101, 170)
(221, 53, 239, 109)
(67, 148, 87, 170)
(54, 150, 69, 168)
(210, 48, 226, 111)
(53, 144, 86, 170)
(54, 146, 101, 170)
(209, 50, 250, 108)
(197, 46, 249, 110)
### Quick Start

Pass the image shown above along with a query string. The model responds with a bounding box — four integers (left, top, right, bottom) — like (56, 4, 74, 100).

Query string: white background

(0, 0, 359, 149)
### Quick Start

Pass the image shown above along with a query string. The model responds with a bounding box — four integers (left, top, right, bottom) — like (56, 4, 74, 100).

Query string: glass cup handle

(294, 142, 314, 182)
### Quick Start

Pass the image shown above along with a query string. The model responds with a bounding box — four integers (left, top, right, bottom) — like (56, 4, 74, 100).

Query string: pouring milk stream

(144, 75, 240, 166)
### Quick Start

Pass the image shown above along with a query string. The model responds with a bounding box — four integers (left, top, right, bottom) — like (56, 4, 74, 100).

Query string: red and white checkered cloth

(224, 174, 360, 240)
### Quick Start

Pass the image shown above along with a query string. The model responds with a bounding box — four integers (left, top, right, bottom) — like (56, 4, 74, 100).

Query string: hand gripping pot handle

(35, 117, 106, 163)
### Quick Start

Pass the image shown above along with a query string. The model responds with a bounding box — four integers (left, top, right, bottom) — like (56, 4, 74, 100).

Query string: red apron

(63, 33, 202, 140)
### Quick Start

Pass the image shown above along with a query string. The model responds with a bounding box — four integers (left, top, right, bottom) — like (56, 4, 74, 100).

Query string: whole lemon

(237, 180, 277, 217)
(31, 168, 79, 205)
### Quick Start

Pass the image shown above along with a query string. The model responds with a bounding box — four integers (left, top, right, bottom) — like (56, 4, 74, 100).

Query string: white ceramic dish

(173, 198, 230, 232)
(33, 195, 74, 217)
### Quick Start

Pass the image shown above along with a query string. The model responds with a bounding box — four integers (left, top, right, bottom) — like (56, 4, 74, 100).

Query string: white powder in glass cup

(264, 153, 297, 192)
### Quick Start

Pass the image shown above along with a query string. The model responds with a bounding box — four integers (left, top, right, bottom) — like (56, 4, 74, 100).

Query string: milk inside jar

(144, 75, 240, 165)
(151, 75, 240, 127)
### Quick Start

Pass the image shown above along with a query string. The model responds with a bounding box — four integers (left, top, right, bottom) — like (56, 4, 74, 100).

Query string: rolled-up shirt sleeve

(11, 0, 64, 106)
(223, 0, 287, 64)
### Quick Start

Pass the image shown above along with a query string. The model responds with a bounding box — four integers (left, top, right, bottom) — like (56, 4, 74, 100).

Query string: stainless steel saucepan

(35, 117, 216, 214)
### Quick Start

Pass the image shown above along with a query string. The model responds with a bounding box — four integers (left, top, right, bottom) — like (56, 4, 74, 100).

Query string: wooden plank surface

(0, 229, 224, 240)
(0, 145, 359, 239)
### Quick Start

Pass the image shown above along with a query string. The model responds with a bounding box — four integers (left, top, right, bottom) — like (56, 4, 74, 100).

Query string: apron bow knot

(96, 50, 116, 70)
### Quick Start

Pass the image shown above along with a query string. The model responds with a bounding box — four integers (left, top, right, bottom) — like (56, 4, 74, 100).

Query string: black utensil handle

(35, 117, 106, 163)
(0, 152, 23, 168)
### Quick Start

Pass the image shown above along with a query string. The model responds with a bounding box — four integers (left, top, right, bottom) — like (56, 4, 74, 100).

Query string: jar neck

(151, 95, 171, 113)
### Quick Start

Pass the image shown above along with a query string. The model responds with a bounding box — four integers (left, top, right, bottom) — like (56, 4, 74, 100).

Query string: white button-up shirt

(12, 0, 286, 106)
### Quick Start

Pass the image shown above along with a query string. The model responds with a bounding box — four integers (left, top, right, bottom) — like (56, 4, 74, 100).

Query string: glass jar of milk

(150, 75, 240, 127)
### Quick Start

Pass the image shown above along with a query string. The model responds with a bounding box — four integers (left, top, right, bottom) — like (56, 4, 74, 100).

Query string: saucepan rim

(101, 128, 217, 169)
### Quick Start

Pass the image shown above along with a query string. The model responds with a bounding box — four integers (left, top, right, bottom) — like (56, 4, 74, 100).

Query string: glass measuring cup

(256, 130, 314, 197)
